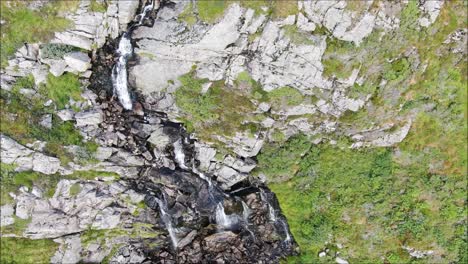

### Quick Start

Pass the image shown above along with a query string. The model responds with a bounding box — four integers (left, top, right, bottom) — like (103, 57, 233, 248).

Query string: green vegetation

(256, 134, 310, 182)
(0, 216, 31, 236)
(260, 2, 467, 263)
(197, 0, 228, 24)
(89, 0, 107, 13)
(174, 68, 259, 140)
(0, 168, 119, 205)
(268, 86, 304, 109)
(69, 183, 81, 196)
(282, 25, 314, 45)
(268, 141, 465, 263)
(40, 73, 83, 109)
(0, 1, 73, 67)
(0, 238, 59, 263)
(178, 2, 197, 26)
(39, 43, 77, 59)
(0, 73, 97, 165)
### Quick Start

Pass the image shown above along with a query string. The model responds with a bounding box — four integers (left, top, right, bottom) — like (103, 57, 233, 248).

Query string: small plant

(268, 86, 304, 109)
(39, 43, 77, 59)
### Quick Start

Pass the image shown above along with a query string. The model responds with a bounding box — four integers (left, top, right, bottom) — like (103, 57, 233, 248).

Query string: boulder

(75, 110, 104, 126)
(64, 52, 91, 72)
(147, 126, 171, 150)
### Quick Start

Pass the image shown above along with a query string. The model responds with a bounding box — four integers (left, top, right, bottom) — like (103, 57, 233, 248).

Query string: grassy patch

(270, 143, 465, 263)
(0, 238, 59, 263)
(89, 0, 107, 13)
(178, 2, 197, 26)
(255, 134, 311, 182)
(174, 69, 257, 140)
(268, 86, 304, 109)
(39, 73, 83, 110)
(69, 183, 81, 196)
(0, 1, 72, 67)
(0, 216, 31, 236)
(271, 0, 298, 18)
(282, 25, 314, 45)
(197, 0, 229, 24)
(40, 43, 77, 59)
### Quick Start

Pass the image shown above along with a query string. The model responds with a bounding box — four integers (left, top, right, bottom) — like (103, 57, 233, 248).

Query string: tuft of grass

(69, 183, 81, 196)
(0, 216, 31, 236)
(282, 25, 314, 45)
(0, 1, 72, 67)
(197, 0, 229, 24)
(39, 73, 82, 110)
(178, 2, 197, 26)
(268, 86, 304, 109)
(0, 238, 59, 263)
(89, 0, 107, 13)
(174, 69, 257, 140)
(271, 0, 298, 18)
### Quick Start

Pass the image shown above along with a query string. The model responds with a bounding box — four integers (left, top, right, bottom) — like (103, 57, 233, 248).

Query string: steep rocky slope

(0, 0, 466, 263)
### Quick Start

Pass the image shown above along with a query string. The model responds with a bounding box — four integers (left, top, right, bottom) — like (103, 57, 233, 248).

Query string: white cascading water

(260, 189, 277, 222)
(173, 139, 188, 169)
(215, 203, 233, 228)
(138, 1, 154, 25)
(241, 201, 251, 221)
(155, 198, 178, 248)
(112, 1, 154, 110)
(112, 33, 133, 110)
(281, 220, 292, 242)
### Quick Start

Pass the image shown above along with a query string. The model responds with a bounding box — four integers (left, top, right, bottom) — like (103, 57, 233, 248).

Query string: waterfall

(215, 203, 233, 228)
(111, 0, 155, 110)
(280, 220, 292, 243)
(173, 139, 187, 169)
(137, 1, 154, 25)
(155, 198, 178, 248)
(112, 33, 133, 110)
(241, 201, 251, 221)
(260, 189, 292, 242)
(260, 189, 277, 222)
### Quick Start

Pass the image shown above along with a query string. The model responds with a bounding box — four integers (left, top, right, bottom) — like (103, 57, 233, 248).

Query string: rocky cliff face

(2, 0, 464, 263)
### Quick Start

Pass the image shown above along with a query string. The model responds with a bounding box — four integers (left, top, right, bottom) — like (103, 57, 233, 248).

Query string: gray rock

(94, 147, 114, 161)
(147, 126, 171, 150)
(57, 109, 75, 121)
(51, 235, 82, 264)
(118, 1, 140, 30)
(178, 230, 198, 249)
(1, 204, 15, 226)
(64, 52, 91, 72)
(32, 153, 61, 174)
(195, 143, 217, 171)
(75, 110, 104, 126)
(39, 114, 52, 129)
(216, 166, 248, 190)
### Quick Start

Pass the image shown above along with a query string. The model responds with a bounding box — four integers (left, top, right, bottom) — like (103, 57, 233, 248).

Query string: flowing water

(112, 1, 155, 110)
(155, 197, 178, 248)
(215, 202, 233, 228)
(173, 139, 188, 169)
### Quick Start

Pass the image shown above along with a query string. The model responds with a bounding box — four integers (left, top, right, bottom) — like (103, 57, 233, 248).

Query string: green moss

(282, 25, 314, 45)
(174, 69, 257, 140)
(89, 0, 107, 13)
(0, 1, 72, 67)
(255, 134, 311, 182)
(39, 73, 82, 110)
(271, 0, 298, 18)
(69, 183, 81, 196)
(1, 216, 31, 236)
(197, 0, 228, 24)
(0, 238, 59, 263)
(40, 43, 77, 59)
(383, 58, 411, 82)
(178, 2, 197, 26)
(238, 0, 271, 15)
(268, 86, 304, 109)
